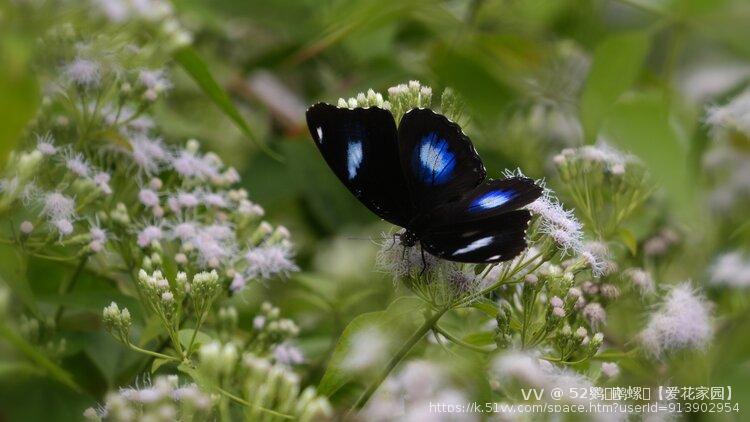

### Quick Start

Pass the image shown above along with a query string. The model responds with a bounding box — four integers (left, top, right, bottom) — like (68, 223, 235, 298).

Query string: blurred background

(2, 0, 750, 419)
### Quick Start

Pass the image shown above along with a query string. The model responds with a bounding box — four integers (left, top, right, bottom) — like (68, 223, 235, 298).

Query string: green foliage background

(1, 0, 750, 419)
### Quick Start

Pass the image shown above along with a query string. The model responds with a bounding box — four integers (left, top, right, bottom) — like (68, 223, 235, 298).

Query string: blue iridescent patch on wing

(411, 132, 456, 185)
(347, 140, 363, 180)
(469, 189, 515, 213)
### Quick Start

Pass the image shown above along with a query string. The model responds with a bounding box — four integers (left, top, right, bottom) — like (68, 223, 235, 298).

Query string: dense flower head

(640, 283, 713, 357)
(705, 89, 750, 138)
(361, 360, 472, 422)
(83, 375, 212, 421)
(64, 57, 102, 87)
(526, 188, 584, 256)
(709, 251, 750, 288)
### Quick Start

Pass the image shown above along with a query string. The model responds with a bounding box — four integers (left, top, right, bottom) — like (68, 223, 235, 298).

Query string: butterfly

(305, 103, 542, 263)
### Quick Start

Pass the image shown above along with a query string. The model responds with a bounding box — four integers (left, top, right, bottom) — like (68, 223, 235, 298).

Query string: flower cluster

(90, 0, 191, 48)
(0, 32, 298, 295)
(83, 375, 213, 421)
(703, 90, 750, 219)
(552, 141, 653, 238)
(361, 360, 473, 421)
(336, 80, 462, 125)
(247, 302, 304, 365)
(193, 342, 331, 421)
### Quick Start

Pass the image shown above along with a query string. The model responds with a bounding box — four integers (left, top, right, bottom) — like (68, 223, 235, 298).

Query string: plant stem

(54, 256, 89, 324)
(0, 323, 82, 393)
(186, 309, 208, 358)
(349, 307, 448, 413)
(127, 342, 179, 362)
(434, 324, 493, 354)
(217, 387, 294, 419)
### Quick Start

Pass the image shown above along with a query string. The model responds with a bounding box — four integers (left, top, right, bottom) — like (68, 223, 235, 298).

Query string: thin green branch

(348, 307, 449, 414)
(434, 324, 494, 354)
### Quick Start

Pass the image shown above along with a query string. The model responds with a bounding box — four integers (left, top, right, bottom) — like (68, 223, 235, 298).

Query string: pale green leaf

(173, 46, 282, 161)
(318, 296, 425, 397)
(580, 31, 650, 142)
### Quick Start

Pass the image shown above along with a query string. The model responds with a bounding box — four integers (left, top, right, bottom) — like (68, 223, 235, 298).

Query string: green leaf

(151, 357, 171, 374)
(37, 290, 140, 318)
(0, 323, 82, 393)
(461, 331, 495, 347)
(580, 31, 650, 142)
(0, 245, 40, 318)
(317, 296, 425, 397)
(470, 300, 499, 318)
(137, 315, 167, 347)
(0, 361, 43, 379)
(619, 228, 638, 256)
(83, 331, 131, 387)
(603, 91, 694, 215)
(178, 329, 211, 354)
(430, 44, 513, 120)
(173, 46, 282, 161)
(0, 35, 40, 163)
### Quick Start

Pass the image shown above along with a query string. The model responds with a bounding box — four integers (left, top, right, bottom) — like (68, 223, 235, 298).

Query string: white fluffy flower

(41, 192, 76, 221)
(640, 283, 713, 357)
(192, 233, 231, 268)
(493, 351, 593, 395)
(706, 89, 750, 137)
(138, 188, 160, 207)
(601, 362, 620, 378)
(64, 151, 91, 178)
(138, 68, 171, 92)
(342, 327, 388, 371)
(129, 135, 171, 175)
(93, 172, 112, 195)
(709, 251, 750, 288)
(172, 150, 220, 181)
(624, 267, 655, 295)
(376, 236, 440, 280)
(244, 245, 298, 280)
(64, 57, 101, 87)
(169, 220, 198, 242)
(137, 224, 163, 247)
(273, 342, 304, 366)
(582, 302, 606, 327)
(527, 191, 584, 255)
(53, 219, 74, 236)
(36, 133, 58, 156)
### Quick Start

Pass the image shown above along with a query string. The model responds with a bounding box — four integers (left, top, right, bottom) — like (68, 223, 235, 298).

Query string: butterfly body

(306, 102, 542, 263)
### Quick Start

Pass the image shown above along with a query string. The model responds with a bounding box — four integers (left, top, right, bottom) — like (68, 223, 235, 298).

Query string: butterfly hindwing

(397, 108, 486, 212)
(429, 177, 542, 226)
(306, 103, 414, 226)
(420, 210, 532, 263)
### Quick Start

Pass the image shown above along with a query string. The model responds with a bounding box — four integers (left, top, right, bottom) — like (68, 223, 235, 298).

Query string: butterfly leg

(384, 233, 399, 252)
(419, 245, 427, 276)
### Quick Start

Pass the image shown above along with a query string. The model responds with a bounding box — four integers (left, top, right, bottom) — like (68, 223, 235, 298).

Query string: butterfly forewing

(420, 210, 532, 263)
(305, 103, 414, 226)
(397, 108, 486, 213)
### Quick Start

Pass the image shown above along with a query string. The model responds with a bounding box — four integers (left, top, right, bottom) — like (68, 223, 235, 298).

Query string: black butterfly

(305, 103, 542, 263)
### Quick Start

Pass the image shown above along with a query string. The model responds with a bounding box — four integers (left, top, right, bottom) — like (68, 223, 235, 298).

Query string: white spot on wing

(347, 141, 363, 180)
(452, 236, 493, 256)
(316, 126, 323, 142)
